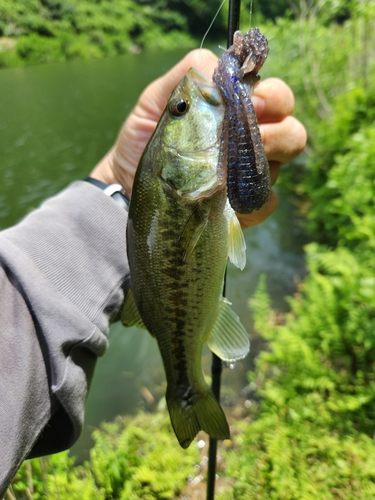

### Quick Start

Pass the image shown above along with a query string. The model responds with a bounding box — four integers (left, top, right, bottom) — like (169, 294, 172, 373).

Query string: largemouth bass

(122, 68, 250, 448)
(213, 28, 271, 214)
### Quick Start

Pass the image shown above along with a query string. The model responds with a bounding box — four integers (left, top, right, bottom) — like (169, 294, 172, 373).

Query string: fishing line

(198, 0, 227, 69)
(200, 0, 227, 50)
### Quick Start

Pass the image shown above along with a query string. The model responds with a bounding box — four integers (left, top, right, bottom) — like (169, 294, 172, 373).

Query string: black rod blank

(206, 1, 241, 497)
(206, 351, 224, 500)
(227, 0, 241, 47)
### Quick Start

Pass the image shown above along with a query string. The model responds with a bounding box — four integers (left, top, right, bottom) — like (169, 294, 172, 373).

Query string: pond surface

(0, 50, 307, 460)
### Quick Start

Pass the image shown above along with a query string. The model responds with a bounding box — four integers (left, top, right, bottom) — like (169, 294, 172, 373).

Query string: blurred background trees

(0, 0, 289, 67)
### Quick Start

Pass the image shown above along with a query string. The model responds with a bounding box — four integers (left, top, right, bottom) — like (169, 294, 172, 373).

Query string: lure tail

(166, 385, 230, 449)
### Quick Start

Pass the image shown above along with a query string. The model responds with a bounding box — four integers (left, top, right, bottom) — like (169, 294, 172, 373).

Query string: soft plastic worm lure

(213, 28, 271, 214)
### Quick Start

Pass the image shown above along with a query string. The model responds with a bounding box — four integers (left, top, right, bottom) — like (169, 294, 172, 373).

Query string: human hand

(90, 49, 306, 229)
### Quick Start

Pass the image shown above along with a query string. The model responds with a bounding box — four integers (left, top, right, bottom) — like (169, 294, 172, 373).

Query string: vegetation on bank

(7, 0, 375, 498)
(0, 0, 295, 69)
(0, 0, 198, 68)
(215, 2, 375, 497)
(9, 412, 200, 499)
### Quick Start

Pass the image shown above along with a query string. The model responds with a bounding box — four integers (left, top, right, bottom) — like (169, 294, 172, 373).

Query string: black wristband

(84, 177, 130, 211)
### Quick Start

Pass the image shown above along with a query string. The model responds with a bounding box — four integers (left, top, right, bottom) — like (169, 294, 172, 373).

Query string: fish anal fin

(121, 288, 147, 331)
(167, 386, 229, 449)
(225, 200, 246, 270)
(207, 297, 249, 362)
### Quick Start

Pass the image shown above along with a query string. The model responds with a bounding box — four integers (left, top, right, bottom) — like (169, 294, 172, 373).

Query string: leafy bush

(16, 34, 64, 63)
(250, 256, 375, 436)
(220, 416, 375, 500)
(10, 412, 199, 499)
(0, 0, 198, 67)
(306, 103, 375, 247)
(213, 26, 375, 488)
(215, 250, 375, 499)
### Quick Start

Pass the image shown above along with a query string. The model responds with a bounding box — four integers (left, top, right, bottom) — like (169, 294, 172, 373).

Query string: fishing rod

(206, 0, 241, 498)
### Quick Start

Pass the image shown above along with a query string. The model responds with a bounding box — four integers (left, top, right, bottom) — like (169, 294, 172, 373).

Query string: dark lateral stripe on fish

(161, 228, 195, 389)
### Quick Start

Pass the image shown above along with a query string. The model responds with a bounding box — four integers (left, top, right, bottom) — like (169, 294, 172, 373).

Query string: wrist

(90, 148, 134, 199)
(89, 149, 117, 183)
(84, 177, 130, 211)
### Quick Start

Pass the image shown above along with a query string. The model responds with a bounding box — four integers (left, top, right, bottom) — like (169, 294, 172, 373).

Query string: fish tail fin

(166, 387, 230, 449)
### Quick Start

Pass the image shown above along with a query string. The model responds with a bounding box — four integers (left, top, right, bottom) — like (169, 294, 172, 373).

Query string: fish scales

(123, 68, 249, 448)
(213, 28, 271, 214)
(128, 178, 230, 446)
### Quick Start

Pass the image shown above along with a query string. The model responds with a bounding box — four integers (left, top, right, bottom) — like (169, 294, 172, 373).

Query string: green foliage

(90, 413, 199, 499)
(0, 0, 197, 67)
(255, 1, 375, 141)
(139, 0, 226, 39)
(8, 2, 375, 498)
(216, 6, 375, 489)
(219, 417, 375, 499)
(16, 34, 65, 63)
(214, 243, 375, 498)
(254, 2, 375, 245)
(11, 412, 199, 499)
(277, 3, 375, 252)
(11, 453, 97, 499)
(305, 91, 375, 247)
(212, 7, 375, 487)
(250, 253, 375, 435)
(253, 0, 290, 22)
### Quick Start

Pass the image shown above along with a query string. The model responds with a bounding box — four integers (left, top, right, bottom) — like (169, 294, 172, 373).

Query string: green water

(0, 51, 307, 459)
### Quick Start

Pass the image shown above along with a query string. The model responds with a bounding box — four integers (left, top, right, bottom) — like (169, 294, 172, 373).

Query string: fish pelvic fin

(167, 386, 230, 449)
(207, 297, 249, 362)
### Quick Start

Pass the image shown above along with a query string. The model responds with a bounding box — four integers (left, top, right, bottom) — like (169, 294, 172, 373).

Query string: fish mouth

(166, 144, 220, 160)
(162, 146, 224, 200)
(187, 68, 223, 107)
(161, 170, 223, 201)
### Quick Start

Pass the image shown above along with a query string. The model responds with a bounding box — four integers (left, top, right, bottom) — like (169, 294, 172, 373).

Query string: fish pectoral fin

(225, 200, 246, 270)
(207, 297, 249, 361)
(180, 205, 209, 261)
(121, 288, 147, 331)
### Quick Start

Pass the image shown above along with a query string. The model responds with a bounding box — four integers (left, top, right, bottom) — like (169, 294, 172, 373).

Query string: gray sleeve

(0, 181, 130, 496)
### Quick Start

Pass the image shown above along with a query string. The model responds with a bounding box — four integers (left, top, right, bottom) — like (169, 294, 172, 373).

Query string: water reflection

(0, 49, 188, 229)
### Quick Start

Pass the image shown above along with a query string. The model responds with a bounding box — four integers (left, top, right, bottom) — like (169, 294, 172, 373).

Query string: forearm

(0, 181, 130, 495)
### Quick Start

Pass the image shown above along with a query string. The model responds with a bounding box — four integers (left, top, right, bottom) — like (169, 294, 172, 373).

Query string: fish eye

(169, 98, 189, 117)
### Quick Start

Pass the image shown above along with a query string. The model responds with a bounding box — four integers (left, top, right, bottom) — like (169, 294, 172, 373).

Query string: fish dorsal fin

(225, 200, 246, 270)
(121, 288, 147, 331)
(180, 204, 209, 261)
(207, 297, 249, 361)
